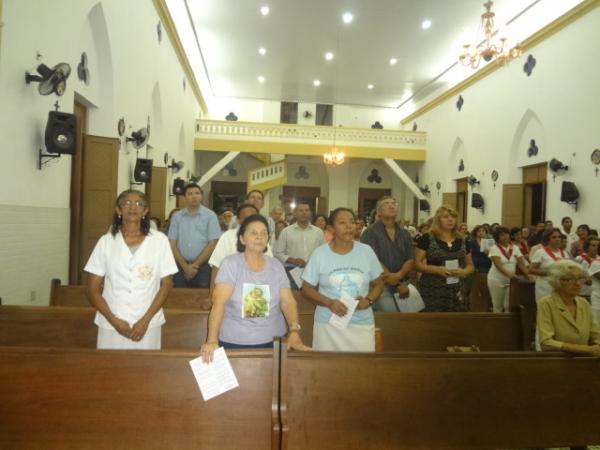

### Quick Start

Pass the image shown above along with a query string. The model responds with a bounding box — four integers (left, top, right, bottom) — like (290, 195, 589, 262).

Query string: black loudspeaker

(471, 193, 484, 209)
(172, 177, 185, 196)
(134, 158, 153, 183)
(419, 199, 430, 212)
(560, 181, 579, 203)
(45, 111, 77, 154)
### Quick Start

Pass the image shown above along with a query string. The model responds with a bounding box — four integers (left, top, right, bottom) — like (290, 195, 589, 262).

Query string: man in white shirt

(274, 202, 325, 288)
(561, 216, 579, 249)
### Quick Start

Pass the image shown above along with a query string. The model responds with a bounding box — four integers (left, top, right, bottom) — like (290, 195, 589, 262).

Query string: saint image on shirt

(242, 284, 270, 318)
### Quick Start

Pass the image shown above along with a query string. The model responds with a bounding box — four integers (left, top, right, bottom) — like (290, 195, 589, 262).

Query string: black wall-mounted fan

(25, 63, 71, 96)
(168, 158, 185, 173)
(126, 128, 150, 149)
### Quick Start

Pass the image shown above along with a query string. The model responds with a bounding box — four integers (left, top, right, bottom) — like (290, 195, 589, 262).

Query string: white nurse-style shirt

(84, 229, 178, 330)
(488, 244, 523, 284)
(208, 228, 273, 269)
(530, 247, 568, 302)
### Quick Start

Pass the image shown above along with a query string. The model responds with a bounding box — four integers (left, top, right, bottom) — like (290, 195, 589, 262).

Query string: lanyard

(497, 244, 513, 261)
(543, 246, 565, 261)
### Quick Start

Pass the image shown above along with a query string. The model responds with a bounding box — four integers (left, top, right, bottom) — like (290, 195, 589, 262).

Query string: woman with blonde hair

(415, 206, 474, 311)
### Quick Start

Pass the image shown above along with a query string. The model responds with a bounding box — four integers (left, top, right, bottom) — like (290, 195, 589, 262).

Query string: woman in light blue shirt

(301, 208, 384, 352)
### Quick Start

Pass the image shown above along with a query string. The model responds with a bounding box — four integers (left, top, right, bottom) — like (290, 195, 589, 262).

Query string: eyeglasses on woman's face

(120, 200, 145, 209)
(560, 276, 587, 284)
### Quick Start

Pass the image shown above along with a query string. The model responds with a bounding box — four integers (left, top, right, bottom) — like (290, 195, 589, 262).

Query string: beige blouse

(537, 293, 600, 351)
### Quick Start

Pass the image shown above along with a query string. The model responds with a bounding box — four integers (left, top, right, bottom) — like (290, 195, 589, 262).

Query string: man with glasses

(361, 196, 415, 312)
(168, 183, 221, 288)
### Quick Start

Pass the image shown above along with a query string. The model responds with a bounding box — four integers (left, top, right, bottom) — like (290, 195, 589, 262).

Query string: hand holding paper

(329, 292, 358, 330)
(189, 347, 239, 401)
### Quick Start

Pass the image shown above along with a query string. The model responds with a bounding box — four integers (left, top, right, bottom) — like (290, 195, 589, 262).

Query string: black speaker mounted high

(560, 181, 579, 209)
(471, 193, 484, 211)
(45, 111, 77, 155)
(419, 199, 430, 212)
(172, 177, 185, 196)
(134, 158, 153, 183)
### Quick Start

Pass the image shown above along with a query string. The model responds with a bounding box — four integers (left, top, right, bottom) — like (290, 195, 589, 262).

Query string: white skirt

(313, 322, 375, 352)
(97, 326, 162, 350)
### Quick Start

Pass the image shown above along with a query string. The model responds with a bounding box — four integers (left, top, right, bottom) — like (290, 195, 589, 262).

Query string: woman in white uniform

(85, 190, 178, 350)
(487, 227, 529, 312)
(529, 228, 569, 303)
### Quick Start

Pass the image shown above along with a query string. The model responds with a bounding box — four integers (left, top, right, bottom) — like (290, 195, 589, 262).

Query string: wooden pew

(509, 277, 537, 350)
(0, 305, 208, 350)
(278, 345, 600, 449)
(297, 311, 526, 351)
(0, 346, 279, 450)
(0, 306, 526, 352)
(49, 278, 316, 312)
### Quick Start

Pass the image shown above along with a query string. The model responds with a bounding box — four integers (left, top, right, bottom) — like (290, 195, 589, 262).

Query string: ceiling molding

(400, 0, 600, 125)
(152, 0, 208, 113)
(195, 138, 426, 161)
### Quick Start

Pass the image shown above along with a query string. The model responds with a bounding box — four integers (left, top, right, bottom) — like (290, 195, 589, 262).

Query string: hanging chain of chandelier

(459, 0, 522, 69)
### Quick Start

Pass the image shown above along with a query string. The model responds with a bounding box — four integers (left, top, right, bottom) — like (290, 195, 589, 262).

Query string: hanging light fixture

(323, 127, 345, 165)
(459, 1, 522, 69)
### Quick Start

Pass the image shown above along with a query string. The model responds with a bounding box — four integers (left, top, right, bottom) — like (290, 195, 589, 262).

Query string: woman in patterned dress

(415, 206, 475, 312)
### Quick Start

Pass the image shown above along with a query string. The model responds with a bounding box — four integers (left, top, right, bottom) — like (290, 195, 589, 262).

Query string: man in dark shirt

(360, 196, 415, 311)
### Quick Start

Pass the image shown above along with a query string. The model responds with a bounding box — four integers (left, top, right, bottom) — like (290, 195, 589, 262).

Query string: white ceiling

(185, 0, 581, 109)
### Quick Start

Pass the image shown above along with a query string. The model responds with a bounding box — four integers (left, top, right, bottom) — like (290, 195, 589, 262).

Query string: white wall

(410, 7, 600, 229)
(0, 0, 201, 304)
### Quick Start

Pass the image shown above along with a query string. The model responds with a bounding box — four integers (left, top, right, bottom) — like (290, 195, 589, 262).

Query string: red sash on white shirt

(497, 244, 513, 261)
(543, 246, 565, 261)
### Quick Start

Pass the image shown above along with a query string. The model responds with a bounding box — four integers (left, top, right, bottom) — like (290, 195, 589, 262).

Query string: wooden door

(78, 135, 119, 283)
(69, 101, 86, 284)
(441, 193, 457, 210)
(145, 167, 167, 223)
(456, 192, 467, 223)
(502, 184, 525, 228)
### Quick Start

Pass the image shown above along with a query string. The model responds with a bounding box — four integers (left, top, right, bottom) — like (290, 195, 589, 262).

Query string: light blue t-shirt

(167, 207, 221, 262)
(302, 242, 383, 325)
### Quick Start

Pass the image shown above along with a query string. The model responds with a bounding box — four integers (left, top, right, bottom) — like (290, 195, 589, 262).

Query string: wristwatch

(289, 323, 302, 332)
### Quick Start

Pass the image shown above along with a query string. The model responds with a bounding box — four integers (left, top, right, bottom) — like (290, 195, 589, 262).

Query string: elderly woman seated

(537, 259, 600, 356)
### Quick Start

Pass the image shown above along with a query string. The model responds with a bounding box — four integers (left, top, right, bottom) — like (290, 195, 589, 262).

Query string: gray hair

(547, 259, 584, 291)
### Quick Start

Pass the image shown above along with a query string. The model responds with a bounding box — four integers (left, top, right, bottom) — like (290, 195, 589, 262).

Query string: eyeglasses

(560, 276, 587, 284)
(120, 200, 144, 209)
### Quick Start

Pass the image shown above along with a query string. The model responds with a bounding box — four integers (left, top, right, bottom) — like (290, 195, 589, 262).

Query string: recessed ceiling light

(258, 76, 265, 83)
(367, 84, 374, 90)
(260, 5, 270, 16)
(325, 52, 334, 61)
(422, 19, 432, 29)
(259, 47, 267, 56)
(389, 57, 398, 65)
(342, 12, 353, 24)
(313, 79, 321, 87)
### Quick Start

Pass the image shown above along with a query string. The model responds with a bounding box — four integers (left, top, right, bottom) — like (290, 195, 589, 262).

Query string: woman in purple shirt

(201, 214, 310, 361)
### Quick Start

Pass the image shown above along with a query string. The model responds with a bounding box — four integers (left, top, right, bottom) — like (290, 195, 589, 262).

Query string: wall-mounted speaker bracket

(38, 148, 61, 170)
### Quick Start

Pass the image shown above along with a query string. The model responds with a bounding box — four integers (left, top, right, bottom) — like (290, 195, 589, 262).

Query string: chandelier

(459, 1, 522, 69)
(323, 148, 345, 165)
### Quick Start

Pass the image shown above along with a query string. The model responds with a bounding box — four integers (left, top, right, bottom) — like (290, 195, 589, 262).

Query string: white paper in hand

(329, 292, 359, 330)
(393, 285, 425, 312)
(445, 259, 460, 285)
(189, 347, 239, 401)
(289, 266, 304, 289)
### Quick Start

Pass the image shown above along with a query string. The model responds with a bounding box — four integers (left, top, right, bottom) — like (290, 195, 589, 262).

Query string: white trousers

(487, 277, 510, 313)
(97, 326, 162, 350)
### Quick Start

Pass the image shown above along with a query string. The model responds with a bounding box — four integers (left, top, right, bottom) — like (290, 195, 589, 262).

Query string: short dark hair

(577, 224, 591, 234)
(183, 183, 202, 195)
(328, 207, 355, 226)
(541, 228, 562, 245)
(561, 216, 572, 224)
(236, 214, 269, 252)
(509, 227, 521, 240)
(471, 225, 485, 238)
(235, 203, 259, 218)
(583, 236, 600, 251)
(493, 227, 510, 243)
(245, 189, 264, 200)
(312, 214, 327, 224)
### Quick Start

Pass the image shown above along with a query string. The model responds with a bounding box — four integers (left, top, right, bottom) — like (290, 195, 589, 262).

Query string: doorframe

(68, 101, 87, 284)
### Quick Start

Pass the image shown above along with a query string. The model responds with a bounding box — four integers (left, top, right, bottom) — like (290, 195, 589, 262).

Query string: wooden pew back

(0, 346, 278, 450)
(297, 311, 525, 351)
(0, 305, 208, 350)
(49, 279, 316, 312)
(280, 349, 600, 449)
